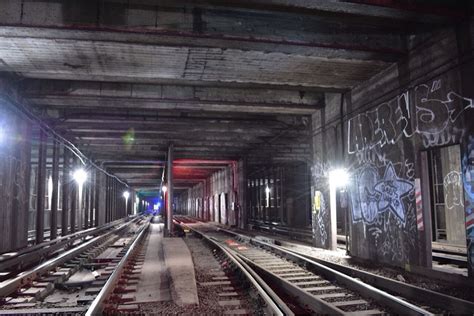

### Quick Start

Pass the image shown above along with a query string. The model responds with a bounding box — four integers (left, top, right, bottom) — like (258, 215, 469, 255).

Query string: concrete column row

(31, 132, 130, 244)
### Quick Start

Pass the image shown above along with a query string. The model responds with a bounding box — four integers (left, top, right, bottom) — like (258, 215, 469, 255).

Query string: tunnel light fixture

(123, 191, 130, 200)
(329, 168, 350, 188)
(265, 185, 271, 208)
(73, 168, 87, 186)
(48, 176, 53, 208)
(162, 185, 168, 193)
(265, 186, 271, 194)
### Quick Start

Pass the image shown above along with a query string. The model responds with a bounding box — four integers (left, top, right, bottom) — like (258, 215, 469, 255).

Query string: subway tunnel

(0, 1, 474, 314)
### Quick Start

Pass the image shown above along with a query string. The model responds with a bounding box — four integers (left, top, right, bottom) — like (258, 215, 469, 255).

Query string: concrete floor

(135, 223, 171, 303)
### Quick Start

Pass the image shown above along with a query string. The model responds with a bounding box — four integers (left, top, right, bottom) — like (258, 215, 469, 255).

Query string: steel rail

(0, 219, 137, 298)
(0, 217, 134, 272)
(85, 221, 149, 316)
(175, 221, 293, 316)
(235, 252, 343, 315)
(216, 226, 433, 315)
(282, 245, 474, 315)
(175, 216, 471, 314)
(179, 221, 364, 315)
(201, 236, 292, 316)
(184, 223, 378, 315)
(228, 220, 473, 313)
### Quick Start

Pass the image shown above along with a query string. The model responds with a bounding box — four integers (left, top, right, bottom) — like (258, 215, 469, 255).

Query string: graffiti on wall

(351, 162, 414, 226)
(345, 76, 474, 265)
(443, 171, 464, 210)
(348, 79, 474, 161)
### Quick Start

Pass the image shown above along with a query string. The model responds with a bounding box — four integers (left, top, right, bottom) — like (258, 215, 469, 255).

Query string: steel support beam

(84, 177, 90, 229)
(167, 143, 174, 235)
(35, 130, 47, 244)
(70, 157, 77, 234)
(94, 170, 100, 227)
(61, 148, 70, 236)
(50, 139, 59, 240)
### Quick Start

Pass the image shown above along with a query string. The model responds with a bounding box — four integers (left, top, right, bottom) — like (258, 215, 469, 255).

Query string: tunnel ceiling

(0, 0, 469, 194)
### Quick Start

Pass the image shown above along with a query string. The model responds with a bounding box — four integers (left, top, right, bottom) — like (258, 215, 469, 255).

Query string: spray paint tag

(313, 191, 322, 213)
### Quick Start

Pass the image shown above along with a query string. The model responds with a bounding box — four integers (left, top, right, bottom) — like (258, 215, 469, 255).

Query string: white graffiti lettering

(347, 80, 473, 154)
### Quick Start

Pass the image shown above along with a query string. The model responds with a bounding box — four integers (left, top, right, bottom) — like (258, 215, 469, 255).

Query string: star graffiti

(374, 163, 414, 225)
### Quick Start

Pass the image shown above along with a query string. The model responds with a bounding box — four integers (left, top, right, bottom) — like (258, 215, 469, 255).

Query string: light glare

(123, 191, 130, 199)
(162, 185, 168, 193)
(329, 169, 350, 188)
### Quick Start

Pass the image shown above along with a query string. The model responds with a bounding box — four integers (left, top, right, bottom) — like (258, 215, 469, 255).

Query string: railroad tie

(332, 299, 369, 307)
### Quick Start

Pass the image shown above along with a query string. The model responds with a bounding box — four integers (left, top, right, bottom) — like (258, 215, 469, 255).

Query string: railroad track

(249, 221, 469, 270)
(0, 218, 135, 282)
(2, 215, 293, 315)
(0, 217, 147, 315)
(174, 216, 474, 315)
(87, 217, 291, 315)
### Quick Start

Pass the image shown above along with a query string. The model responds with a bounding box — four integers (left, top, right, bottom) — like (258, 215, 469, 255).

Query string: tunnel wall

(247, 162, 312, 229)
(177, 162, 241, 227)
(178, 160, 312, 230)
(312, 25, 474, 274)
(0, 101, 32, 253)
(0, 76, 131, 251)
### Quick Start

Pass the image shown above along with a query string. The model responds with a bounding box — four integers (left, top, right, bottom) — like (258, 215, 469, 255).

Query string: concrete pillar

(419, 153, 433, 268)
(329, 184, 338, 251)
(35, 130, 47, 244)
(167, 143, 174, 235)
(50, 139, 59, 240)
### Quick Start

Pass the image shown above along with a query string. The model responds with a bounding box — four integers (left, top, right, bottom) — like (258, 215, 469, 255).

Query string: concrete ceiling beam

(0, 28, 390, 90)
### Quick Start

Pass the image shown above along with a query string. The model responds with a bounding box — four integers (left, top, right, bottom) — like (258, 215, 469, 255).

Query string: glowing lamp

(162, 185, 168, 193)
(123, 191, 130, 200)
(73, 168, 87, 185)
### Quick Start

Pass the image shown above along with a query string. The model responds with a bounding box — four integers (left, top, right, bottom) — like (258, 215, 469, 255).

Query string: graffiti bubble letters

(348, 80, 474, 154)
(351, 163, 414, 226)
(348, 92, 410, 154)
(415, 85, 472, 147)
